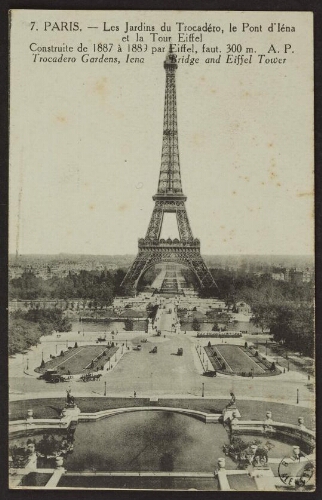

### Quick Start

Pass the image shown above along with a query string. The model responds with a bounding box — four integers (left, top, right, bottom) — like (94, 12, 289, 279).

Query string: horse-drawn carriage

(40, 369, 68, 383)
(80, 373, 102, 382)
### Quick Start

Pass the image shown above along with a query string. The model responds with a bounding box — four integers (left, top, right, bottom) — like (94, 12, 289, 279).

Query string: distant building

(271, 272, 285, 281)
(235, 301, 251, 315)
(303, 268, 313, 283)
(284, 267, 313, 284)
(292, 270, 304, 285)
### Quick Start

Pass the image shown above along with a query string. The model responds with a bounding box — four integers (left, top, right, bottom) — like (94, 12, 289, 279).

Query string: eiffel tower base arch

(121, 239, 217, 294)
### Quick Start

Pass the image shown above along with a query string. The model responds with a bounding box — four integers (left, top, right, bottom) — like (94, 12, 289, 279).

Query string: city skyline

(9, 252, 315, 258)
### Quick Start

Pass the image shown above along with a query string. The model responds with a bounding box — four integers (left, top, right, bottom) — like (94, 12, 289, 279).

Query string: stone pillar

(217, 458, 231, 491)
(25, 452, 37, 471)
(250, 444, 258, 455)
(55, 456, 64, 469)
(230, 409, 241, 426)
(27, 443, 36, 454)
(26, 409, 35, 428)
(298, 417, 306, 429)
(264, 411, 273, 430)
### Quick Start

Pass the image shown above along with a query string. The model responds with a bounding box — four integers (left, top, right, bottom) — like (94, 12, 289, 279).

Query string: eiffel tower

(122, 49, 218, 293)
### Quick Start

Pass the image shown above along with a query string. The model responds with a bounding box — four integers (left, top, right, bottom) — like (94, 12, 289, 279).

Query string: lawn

(36, 345, 118, 375)
(214, 344, 265, 375)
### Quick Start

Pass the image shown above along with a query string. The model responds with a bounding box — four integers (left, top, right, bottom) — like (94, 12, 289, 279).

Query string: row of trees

(9, 309, 72, 356)
(9, 269, 129, 302)
(208, 269, 314, 305)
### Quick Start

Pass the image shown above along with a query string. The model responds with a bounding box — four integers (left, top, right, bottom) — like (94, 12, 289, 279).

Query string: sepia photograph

(8, 10, 315, 491)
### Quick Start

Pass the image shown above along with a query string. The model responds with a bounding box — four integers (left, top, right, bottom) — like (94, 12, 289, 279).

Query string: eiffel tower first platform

(122, 50, 218, 294)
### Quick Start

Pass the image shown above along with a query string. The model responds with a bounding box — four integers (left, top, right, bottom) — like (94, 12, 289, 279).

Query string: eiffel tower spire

(121, 51, 218, 293)
(156, 48, 183, 197)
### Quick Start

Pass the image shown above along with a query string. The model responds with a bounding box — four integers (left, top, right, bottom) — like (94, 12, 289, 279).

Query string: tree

(9, 317, 44, 355)
(212, 322, 219, 331)
(124, 319, 134, 331)
(113, 269, 127, 296)
(146, 303, 158, 320)
(269, 304, 314, 357)
(192, 318, 201, 331)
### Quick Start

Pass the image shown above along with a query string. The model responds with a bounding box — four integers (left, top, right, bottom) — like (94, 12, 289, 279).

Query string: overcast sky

(9, 10, 314, 256)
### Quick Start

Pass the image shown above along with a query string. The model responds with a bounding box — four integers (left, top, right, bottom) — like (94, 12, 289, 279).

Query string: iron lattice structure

(122, 50, 218, 292)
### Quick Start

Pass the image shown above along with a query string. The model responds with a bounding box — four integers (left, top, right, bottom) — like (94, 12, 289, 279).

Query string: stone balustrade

(79, 406, 221, 424)
(9, 406, 80, 437)
(230, 413, 315, 452)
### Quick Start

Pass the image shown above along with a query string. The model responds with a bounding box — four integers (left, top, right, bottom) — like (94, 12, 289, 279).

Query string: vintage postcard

(9, 10, 315, 491)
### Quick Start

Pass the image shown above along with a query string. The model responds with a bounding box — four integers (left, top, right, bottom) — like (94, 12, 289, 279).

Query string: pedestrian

(134, 391, 136, 398)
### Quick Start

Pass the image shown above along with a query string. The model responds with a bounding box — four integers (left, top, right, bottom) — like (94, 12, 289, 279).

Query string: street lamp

(26, 358, 29, 370)
(104, 381, 107, 396)
(265, 340, 268, 356)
